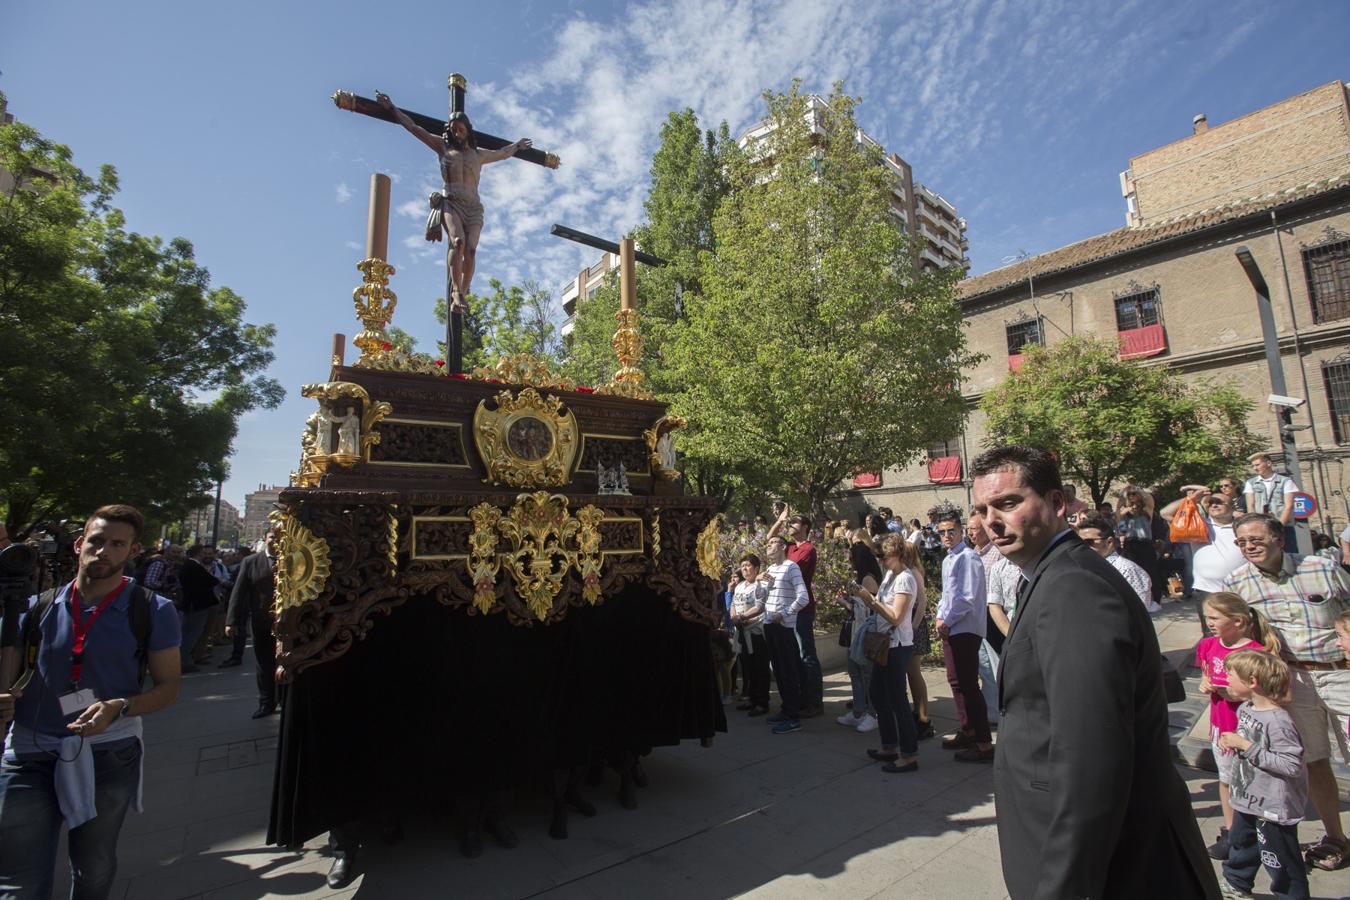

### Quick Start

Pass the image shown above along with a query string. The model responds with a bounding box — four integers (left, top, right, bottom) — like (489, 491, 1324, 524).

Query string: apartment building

(849, 81, 1350, 534)
(242, 484, 285, 547)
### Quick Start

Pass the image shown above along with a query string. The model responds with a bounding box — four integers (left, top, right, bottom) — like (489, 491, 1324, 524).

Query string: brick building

(849, 82, 1350, 535)
(241, 484, 285, 547)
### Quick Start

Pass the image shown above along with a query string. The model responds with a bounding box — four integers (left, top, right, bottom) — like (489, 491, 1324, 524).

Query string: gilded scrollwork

(471, 354, 575, 392)
(696, 514, 724, 581)
(299, 382, 393, 469)
(495, 492, 581, 621)
(575, 505, 605, 604)
(272, 513, 332, 614)
(352, 257, 398, 365)
(650, 508, 661, 560)
(468, 503, 503, 613)
(473, 389, 579, 488)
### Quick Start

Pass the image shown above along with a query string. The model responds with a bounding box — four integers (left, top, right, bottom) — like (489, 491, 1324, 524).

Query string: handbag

(1169, 496, 1209, 544)
(838, 614, 854, 648)
(862, 628, 891, 666)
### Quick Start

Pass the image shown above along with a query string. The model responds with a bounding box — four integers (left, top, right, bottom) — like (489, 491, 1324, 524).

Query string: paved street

(60, 599, 1350, 899)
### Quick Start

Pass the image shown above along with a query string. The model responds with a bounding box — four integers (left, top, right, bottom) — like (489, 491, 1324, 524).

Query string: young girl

(1218, 649, 1309, 900)
(728, 555, 770, 716)
(1195, 591, 1281, 860)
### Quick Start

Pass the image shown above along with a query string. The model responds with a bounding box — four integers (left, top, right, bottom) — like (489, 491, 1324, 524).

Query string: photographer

(0, 505, 181, 898)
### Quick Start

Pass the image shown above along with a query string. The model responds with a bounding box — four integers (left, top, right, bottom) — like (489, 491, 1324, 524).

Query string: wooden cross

(333, 75, 561, 372)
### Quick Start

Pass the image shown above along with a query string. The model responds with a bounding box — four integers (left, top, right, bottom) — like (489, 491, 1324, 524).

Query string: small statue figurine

(615, 463, 630, 495)
(332, 406, 361, 458)
(315, 407, 336, 455)
(657, 433, 677, 471)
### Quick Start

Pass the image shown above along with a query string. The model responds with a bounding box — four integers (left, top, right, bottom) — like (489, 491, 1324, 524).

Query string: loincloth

(425, 184, 484, 241)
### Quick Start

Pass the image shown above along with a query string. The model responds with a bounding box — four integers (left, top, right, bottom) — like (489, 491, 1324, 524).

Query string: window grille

(927, 439, 960, 460)
(1114, 287, 1161, 332)
(1304, 239, 1350, 324)
(1005, 318, 1042, 356)
(1324, 356, 1350, 443)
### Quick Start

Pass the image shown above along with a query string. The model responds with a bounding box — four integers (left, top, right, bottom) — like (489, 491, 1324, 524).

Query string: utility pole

(1235, 246, 1312, 554)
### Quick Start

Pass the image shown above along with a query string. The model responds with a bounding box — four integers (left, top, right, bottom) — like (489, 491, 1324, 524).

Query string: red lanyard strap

(68, 577, 129, 686)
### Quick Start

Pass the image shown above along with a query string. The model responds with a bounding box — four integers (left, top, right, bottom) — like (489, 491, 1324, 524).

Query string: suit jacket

(226, 551, 275, 626)
(994, 534, 1218, 900)
(178, 557, 220, 612)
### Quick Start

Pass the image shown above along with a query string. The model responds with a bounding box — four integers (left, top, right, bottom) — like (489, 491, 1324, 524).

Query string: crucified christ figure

(376, 91, 533, 313)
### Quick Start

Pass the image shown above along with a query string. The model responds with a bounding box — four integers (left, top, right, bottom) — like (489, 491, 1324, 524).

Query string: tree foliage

(664, 85, 978, 515)
(425, 279, 559, 371)
(0, 103, 283, 534)
(980, 335, 1262, 506)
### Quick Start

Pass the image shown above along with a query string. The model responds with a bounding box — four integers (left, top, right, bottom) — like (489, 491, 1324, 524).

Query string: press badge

(59, 689, 96, 717)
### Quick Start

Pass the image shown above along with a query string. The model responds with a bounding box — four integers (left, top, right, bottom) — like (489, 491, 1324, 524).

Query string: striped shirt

(1220, 553, 1350, 663)
(763, 560, 810, 628)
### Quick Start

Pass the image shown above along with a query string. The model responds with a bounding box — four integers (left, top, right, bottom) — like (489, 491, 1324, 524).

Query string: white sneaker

(836, 712, 860, 727)
(855, 714, 878, 733)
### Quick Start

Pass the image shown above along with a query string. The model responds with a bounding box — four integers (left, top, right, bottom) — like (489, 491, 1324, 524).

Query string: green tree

(427, 279, 558, 371)
(665, 84, 978, 516)
(979, 335, 1262, 506)
(0, 103, 283, 534)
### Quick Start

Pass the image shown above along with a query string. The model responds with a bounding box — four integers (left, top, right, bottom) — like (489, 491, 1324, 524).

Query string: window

(1005, 318, 1042, 356)
(1324, 355, 1350, 443)
(928, 439, 960, 460)
(1114, 288, 1160, 332)
(1304, 239, 1350, 323)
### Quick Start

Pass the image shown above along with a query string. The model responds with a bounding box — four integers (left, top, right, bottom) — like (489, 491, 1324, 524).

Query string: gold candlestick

(351, 257, 397, 364)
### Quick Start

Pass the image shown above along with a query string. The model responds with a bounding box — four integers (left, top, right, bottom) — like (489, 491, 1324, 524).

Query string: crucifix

(333, 75, 560, 373)
(551, 225, 667, 397)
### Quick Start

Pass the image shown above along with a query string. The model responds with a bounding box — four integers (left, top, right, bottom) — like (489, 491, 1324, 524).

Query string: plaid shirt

(1221, 552, 1350, 663)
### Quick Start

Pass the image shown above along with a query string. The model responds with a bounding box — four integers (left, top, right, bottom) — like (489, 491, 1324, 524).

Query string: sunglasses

(936, 527, 960, 536)
(1234, 537, 1275, 548)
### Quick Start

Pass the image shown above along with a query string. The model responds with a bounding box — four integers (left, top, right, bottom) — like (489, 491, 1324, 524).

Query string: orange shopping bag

(1169, 496, 1209, 544)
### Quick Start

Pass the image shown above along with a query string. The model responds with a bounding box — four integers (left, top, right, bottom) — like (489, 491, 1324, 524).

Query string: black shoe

(799, 704, 824, 719)
(485, 816, 518, 848)
(218, 657, 243, 668)
(251, 704, 277, 719)
(1207, 827, 1230, 860)
(460, 829, 484, 858)
(326, 855, 355, 889)
(914, 718, 936, 740)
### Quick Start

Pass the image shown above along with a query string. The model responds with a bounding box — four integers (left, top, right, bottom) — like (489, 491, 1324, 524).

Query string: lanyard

(68, 577, 129, 687)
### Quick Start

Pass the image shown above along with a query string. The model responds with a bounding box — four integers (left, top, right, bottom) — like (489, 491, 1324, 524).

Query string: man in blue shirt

(934, 509, 994, 763)
(0, 505, 182, 899)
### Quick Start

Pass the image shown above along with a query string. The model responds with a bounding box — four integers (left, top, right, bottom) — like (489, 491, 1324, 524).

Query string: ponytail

(1203, 591, 1282, 654)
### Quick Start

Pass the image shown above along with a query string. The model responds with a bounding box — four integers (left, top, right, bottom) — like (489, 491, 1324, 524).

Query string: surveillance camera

(1267, 394, 1305, 409)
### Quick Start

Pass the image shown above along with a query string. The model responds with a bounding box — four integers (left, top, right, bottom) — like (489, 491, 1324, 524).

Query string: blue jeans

(978, 639, 1000, 726)
(794, 608, 822, 709)
(847, 656, 874, 717)
(0, 737, 142, 899)
(870, 643, 917, 755)
(179, 608, 211, 667)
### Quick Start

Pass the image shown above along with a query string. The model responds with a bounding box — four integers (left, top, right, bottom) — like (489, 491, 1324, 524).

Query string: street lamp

(1234, 246, 1311, 554)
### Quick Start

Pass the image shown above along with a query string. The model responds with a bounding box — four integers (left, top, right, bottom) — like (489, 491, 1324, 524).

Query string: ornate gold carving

(473, 388, 579, 488)
(387, 510, 399, 573)
(353, 346, 448, 377)
(292, 413, 327, 488)
(351, 258, 398, 365)
(448, 72, 467, 91)
(272, 513, 332, 614)
(467, 503, 503, 613)
(696, 514, 724, 581)
(643, 415, 687, 481)
(650, 508, 662, 560)
(544, 152, 561, 170)
(594, 308, 654, 400)
(496, 492, 582, 621)
(471, 354, 575, 391)
(331, 90, 357, 111)
(575, 506, 604, 604)
(299, 382, 393, 469)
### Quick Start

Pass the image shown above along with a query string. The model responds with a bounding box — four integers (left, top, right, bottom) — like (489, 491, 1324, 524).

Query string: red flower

(435, 359, 445, 367)
(449, 372, 467, 380)
(576, 386, 595, 394)
(381, 342, 393, 351)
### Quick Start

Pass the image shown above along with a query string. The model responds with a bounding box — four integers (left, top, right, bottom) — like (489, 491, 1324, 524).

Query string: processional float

(266, 76, 724, 847)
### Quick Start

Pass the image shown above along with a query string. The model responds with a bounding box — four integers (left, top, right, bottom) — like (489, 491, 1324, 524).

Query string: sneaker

(1218, 880, 1253, 899)
(747, 706, 769, 717)
(772, 719, 802, 735)
(1206, 827, 1230, 860)
(855, 714, 878, 734)
(766, 711, 789, 724)
(837, 712, 860, 727)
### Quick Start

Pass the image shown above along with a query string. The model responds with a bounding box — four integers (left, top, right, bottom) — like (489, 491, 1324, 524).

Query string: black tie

(1016, 576, 1031, 606)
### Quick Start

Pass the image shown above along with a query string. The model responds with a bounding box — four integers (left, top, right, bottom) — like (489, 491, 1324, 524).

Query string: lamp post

(1235, 246, 1312, 554)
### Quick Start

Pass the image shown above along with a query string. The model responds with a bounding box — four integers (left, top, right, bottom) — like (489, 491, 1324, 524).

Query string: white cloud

(335, 182, 353, 204)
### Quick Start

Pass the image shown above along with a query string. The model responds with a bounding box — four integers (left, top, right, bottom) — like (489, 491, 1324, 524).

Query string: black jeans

(870, 643, 917, 755)
(764, 622, 802, 720)
(795, 607, 822, 709)
(1223, 811, 1308, 899)
(737, 628, 770, 710)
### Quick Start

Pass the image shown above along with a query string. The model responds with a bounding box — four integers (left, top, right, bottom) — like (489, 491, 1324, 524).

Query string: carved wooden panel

(371, 419, 469, 467)
(411, 516, 474, 559)
(577, 435, 650, 475)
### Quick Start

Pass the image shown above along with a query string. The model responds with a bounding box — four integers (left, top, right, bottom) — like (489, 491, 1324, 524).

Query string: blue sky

(5, 0, 1349, 511)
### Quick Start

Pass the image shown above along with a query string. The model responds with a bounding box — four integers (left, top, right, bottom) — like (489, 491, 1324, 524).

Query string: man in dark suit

(226, 528, 278, 718)
(971, 445, 1217, 900)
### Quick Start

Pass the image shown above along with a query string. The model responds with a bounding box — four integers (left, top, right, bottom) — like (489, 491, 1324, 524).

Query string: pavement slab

(42, 599, 1350, 898)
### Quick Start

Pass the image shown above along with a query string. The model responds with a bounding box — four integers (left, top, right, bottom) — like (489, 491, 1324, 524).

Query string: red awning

(927, 455, 962, 484)
(852, 471, 881, 489)
(1008, 353, 1024, 372)
(1119, 323, 1166, 360)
